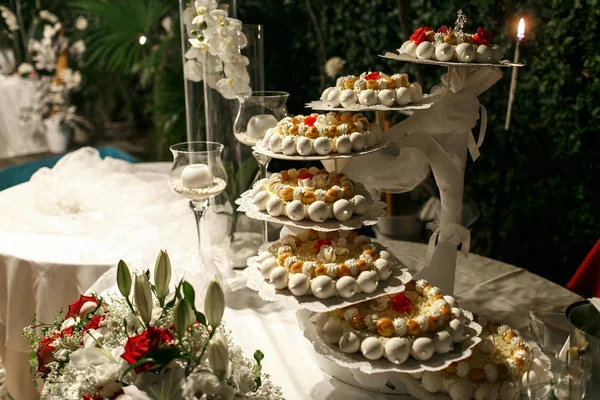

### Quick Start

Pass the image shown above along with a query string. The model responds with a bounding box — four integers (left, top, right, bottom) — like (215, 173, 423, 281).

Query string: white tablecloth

(0, 158, 200, 399)
(0, 76, 48, 159)
(0, 156, 582, 399)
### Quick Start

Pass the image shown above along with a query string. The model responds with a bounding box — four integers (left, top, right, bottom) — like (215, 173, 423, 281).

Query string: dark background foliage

(34, 0, 599, 286)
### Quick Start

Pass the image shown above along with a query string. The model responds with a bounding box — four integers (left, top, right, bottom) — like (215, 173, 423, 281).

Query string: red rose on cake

(437, 25, 450, 34)
(410, 27, 431, 45)
(364, 71, 381, 81)
(121, 327, 174, 373)
(473, 27, 492, 45)
(391, 292, 412, 313)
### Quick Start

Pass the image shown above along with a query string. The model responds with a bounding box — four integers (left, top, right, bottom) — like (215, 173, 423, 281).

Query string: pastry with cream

(250, 167, 371, 223)
(407, 316, 547, 400)
(260, 112, 382, 157)
(313, 279, 472, 364)
(398, 11, 504, 64)
(320, 71, 423, 109)
(252, 229, 398, 300)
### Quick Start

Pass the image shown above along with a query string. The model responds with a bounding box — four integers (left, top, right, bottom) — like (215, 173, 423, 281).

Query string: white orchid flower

(75, 16, 88, 30)
(42, 24, 57, 40)
(216, 76, 251, 99)
(70, 40, 86, 56)
(224, 61, 249, 79)
(184, 60, 204, 82)
(39, 10, 58, 23)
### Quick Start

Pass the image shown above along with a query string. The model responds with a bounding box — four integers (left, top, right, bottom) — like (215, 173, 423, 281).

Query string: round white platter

(305, 94, 437, 113)
(298, 308, 482, 374)
(235, 189, 386, 232)
(381, 52, 526, 68)
(251, 143, 385, 161)
(244, 243, 411, 312)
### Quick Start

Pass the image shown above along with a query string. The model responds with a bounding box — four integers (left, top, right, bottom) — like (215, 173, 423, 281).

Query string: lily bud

(134, 273, 153, 325)
(154, 250, 171, 300)
(174, 299, 195, 336)
(207, 332, 230, 380)
(204, 280, 225, 328)
(117, 260, 132, 298)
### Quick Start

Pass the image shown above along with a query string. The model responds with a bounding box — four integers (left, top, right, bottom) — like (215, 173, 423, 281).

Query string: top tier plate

(306, 94, 436, 113)
(382, 52, 525, 68)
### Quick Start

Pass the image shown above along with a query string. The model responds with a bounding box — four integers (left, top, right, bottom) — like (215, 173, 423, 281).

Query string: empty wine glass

(169, 141, 228, 254)
(233, 91, 289, 243)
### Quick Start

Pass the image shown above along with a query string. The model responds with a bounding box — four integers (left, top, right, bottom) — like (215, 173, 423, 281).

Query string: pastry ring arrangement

(398, 11, 504, 64)
(250, 167, 371, 223)
(259, 112, 382, 157)
(320, 71, 424, 109)
(404, 316, 550, 400)
(252, 230, 398, 300)
(313, 280, 475, 365)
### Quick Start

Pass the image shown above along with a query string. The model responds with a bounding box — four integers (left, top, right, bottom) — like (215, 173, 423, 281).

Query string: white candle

(505, 18, 526, 131)
(181, 164, 213, 189)
(247, 114, 278, 139)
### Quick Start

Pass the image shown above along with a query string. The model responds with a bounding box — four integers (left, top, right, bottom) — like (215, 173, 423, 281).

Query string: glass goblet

(233, 91, 289, 244)
(169, 141, 228, 254)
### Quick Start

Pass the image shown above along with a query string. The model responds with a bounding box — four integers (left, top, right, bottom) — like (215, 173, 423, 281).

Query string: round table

(221, 240, 581, 400)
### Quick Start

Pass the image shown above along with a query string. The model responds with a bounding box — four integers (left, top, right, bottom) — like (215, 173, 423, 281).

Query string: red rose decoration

(314, 239, 332, 253)
(364, 71, 381, 81)
(410, 27, 431, 45)
(65, 294, 98, 320)
(82, 394, 104, 400)
(83, 315, 103, 335)
(473, 27, 492, 45)
(121, 327, 174, 373)
(36, 332, 60, 374)
(298, 172, 314, 180)
(391, 293, 412, 313)
(304, 115, 317, 127)
(437, 25, 450, 34)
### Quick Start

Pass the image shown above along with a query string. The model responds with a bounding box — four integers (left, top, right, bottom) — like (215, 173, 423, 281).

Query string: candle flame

(517, 18, 525, 40)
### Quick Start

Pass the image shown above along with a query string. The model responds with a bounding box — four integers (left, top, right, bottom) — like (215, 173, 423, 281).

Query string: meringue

(332, 199, 354, 222)
(416, 41, 435, 59)
(339, 331, 361, 353)
(266, 196, 284, 217)
(358, 89, 378, 106)
(269, 134, 282, 153)
(410, 337, 434, 361)
(335, 276, 359, 298)
(269, 266, 288, 289)
(311, 275, 335, 299)
(308, 201, 330, 222)
(491, 44, 504, 63)
(296, 136, 313, 156)
(448, 380, 473, 400)
(435, 43, 454, 62)
(456, 43, 475, 63)
(253, 191, 269, 210)
(285, 200, 306, 221)
(408, 82, 423, 102)
(357, 270, 378, 293)
(374, 258, 392, 280)
(259, 258, 277, 279)
(335, 135, 352, 154)
(340, 89, 358, 108)
(350, 131, 366, 151)
(281, 136, 296, 155)
(360, 337, 384, 360)
(395, 87, 412, 105)
(320, 87, 334, 102)
(322, 319, 342, 344)
(476, 44, 493, 63)
(377, 89, 396, 107)
(314, 137, 333, 155)
(326, 89, 341, 107)
(449, 318, 467, 342)
(433, 330, 454, 354)
(384, 338, 410, 364)
(288, 273, 310, 296)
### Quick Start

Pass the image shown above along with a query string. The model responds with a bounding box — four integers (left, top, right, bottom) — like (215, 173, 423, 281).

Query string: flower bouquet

(23, 250, 283, 400)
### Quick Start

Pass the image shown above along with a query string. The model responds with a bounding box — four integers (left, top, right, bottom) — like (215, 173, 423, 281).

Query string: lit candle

(505, 18, 525, 130)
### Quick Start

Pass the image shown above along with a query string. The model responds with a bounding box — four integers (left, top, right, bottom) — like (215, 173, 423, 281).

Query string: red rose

(391, 293, 412, 313)
(437, 25, 450, 34)
(314, 239, 332, 253)
(364, 71, 381, 81)
(82, 394, 104, 400)
(65, 294, 98, 320)
(121, 327, 174, 373)
(61, 326, 74, 336)
(410, 27, 431, 45)
(298, 172, 314, 180)
(304, 115, 317, 127)
(473, 27, 492, 45)
(36, 332, 60, 374)
(83, 315, 103, 335)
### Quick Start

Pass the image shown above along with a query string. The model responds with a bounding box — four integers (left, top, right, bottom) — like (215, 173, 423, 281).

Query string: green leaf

(182, 281, 196, 309)
(194, 311, 207, 326)
(120, 348, 181, 378)
(253, 349, 264, 363)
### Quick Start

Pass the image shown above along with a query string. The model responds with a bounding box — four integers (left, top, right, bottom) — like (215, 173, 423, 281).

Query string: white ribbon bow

(425, 221, 471, 263)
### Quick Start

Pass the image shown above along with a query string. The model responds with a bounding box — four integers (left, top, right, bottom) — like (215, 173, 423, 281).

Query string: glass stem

(190, 199, 210, 254)
(252, 151, 271, 244)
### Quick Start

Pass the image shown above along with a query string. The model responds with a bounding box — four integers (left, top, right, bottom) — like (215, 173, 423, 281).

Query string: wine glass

(169, 141, 228, 254)
(233, 91, 289, 243)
